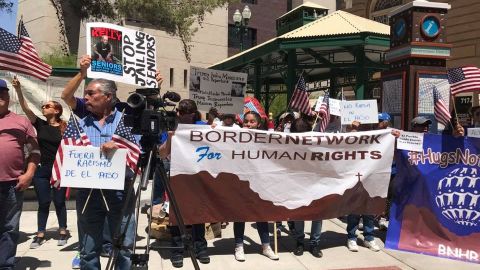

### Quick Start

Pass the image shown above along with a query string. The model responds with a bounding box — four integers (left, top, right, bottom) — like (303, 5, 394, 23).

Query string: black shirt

(34, 117, 62, 166)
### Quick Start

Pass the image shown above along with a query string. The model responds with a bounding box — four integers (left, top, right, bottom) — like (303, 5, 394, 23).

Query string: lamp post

(232, 5, 252, 51)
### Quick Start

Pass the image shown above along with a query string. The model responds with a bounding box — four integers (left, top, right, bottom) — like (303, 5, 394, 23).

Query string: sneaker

(58, 233, 68, 246)
(30, 236, 46, 249)
(310, 245, 323, 258)
(378, 218, 388, 230)
(364, 239, 380, 252)
(293, 242, 304, 256)
(262, 245, 279, 260)
(72, 252, 81, 269)
(347, 239, 359, 252)
(234, 245, 245, 262)
(170, 254, 183, 268)
(196, 250, 210, 264)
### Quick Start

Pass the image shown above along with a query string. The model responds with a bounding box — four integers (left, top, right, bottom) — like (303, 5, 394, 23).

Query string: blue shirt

(80, 109, 122, 147)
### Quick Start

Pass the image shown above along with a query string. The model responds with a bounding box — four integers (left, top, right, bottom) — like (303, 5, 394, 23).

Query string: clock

(421, 15, 441, 39)
(393, 18, 406, 40)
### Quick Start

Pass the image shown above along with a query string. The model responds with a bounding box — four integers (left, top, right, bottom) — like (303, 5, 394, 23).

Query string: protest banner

(60, 145, 127, 190)
(170, 125, 395, 224)
(86, 22, 157, 87)
(189, 67, 247, 114)
(341, 100, 378, 125)
(386, 134, 480, 264)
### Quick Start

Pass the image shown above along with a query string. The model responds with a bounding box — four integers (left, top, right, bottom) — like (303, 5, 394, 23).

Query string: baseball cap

(378, 112, 391, 122)
(411, 116, 432, 126)
(0, 79, 9, 91)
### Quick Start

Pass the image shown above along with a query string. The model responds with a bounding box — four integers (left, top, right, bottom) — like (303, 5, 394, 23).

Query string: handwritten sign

(329, 98, 342, 116)
(60, 145, 127, 190)
(189, 66, 247, 114)
(396, 131, 424, 152)
(467, 128, 480, 138)
(86, 22, 157, 87)
(341, 100, 378, 125)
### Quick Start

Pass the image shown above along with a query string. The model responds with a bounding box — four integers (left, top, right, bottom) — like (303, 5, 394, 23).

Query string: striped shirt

(80, 109, 122, 147)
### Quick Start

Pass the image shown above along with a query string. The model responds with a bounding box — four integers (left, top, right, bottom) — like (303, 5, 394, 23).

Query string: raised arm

(61, 55, 91, 109)
(12, 76, 36, 123)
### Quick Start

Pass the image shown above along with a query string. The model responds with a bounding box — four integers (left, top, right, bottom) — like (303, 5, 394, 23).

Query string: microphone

(162, 91, 181, 102)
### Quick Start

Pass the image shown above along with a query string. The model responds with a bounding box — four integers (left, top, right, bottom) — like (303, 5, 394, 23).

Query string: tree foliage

(67, 0, 238, 61)
(0, 0, 13, 12)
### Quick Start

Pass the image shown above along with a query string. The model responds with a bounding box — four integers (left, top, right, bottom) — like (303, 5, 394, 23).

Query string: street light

(232, 5, 252, 51)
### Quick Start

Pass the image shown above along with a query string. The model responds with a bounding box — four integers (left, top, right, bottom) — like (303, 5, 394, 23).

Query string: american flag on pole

(316, 91, 330, 132)
(289, 75, 312, 115)
(447, 66, 480, 95)
(51, 115, 91, 188)
(112, 118, 141, 173)
(433, 85, 451, 126)
(0, 20, 52, 81)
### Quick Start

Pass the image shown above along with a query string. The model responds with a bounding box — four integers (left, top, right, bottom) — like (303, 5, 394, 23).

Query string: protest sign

(386, 134, 480, 264)
(341, 100, 378, 125)
(170, 125, 395, 224)
(189, 67, 247, 114)
(86, 22, 157, 87)
(396, 131, 424, 152)
(60, 145, 127, 190)
(328, 98, 342, 116)
(467, 128, 480, 138)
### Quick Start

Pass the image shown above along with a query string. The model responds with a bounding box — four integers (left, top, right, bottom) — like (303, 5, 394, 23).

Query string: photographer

(158, 99, 210, 268)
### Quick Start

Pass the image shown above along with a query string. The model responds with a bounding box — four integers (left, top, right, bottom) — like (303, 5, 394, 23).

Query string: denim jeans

(33, 164, 67, 232)
(234, 222, 270, 245)
(347, 214, 375, 241)
(76, 189, 135, 270)
(170, 224, 207, 256)
(0, 181, 24, 270)
(294, 220, 322, 246)
(152, 160, 169, 205)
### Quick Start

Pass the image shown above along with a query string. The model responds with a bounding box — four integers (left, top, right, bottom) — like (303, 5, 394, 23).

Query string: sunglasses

(41, 104, 54, 109)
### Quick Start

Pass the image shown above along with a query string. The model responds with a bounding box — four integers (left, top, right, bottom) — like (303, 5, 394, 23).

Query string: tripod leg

(157, 159, 201, 270)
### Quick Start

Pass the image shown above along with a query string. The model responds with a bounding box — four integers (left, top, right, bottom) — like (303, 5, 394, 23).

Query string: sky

(0, 0, 18, 34)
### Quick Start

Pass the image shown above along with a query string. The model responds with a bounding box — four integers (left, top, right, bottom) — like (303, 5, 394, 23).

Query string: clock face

(394, 18, 406, 40)
(421, 16, 440, 38)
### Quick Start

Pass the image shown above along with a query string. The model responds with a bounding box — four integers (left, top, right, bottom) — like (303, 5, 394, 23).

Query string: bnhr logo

(438, 244, 479, 261)
(435, 167, 480, 227)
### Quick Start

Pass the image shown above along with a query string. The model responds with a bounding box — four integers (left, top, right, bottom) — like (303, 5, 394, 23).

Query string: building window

(170, 68, 174, 87)
(344, 0, 353, 9)
(241, 0, 257, 4)
(184, 69, 188, 88)
(373, 0, 403, 12)
(228, 24, 257, 50)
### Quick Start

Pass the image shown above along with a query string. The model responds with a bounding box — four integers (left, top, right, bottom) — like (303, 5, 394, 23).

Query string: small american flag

(289, 75, 312, 115)
(112, 118, 141, 173)
(244, 101, 259, 114)
(447, 66, 480, 95)
(316, 91, 330, 132)
(433, 86, 451, 126)
(0, 20, 52, 81)
(51, 115, 91, 188)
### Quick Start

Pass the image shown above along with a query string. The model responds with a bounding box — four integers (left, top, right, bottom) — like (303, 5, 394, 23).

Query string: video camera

(125, 88, 178, 136)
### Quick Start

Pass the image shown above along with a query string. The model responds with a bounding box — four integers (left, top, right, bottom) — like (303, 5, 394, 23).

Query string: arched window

(369, 0, 405, 25)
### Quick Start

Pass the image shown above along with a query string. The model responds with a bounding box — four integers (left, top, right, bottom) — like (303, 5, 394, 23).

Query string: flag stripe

(448, 66, 480, 95)
(290, 76, 312, 115)
(433, 86, 451, 126)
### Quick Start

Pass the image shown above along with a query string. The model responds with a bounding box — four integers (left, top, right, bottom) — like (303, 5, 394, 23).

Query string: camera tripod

(105, 136, 201, 270)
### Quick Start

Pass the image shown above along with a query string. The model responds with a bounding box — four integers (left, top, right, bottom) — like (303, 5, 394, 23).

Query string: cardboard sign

(396, 131, 424, 152)
(467, 128, 480, 138)
(328, 98, 342, 116)
(60, 145, 127, 190)
(189, 67, 247, 114)
(86, 22, 157, 87)
(341, 100, 378, 125)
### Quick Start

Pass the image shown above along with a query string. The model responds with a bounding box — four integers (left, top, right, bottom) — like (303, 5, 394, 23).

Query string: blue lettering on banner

(98, 172, 119, 179)
(65, 170, 76, 177)
(195, 146, 222, 162)
(81, 171, 92, 178)
(91, 60, 123, 75)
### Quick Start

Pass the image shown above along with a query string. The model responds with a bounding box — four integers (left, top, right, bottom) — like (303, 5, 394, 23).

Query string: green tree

(63, 0, 238, 61)
(0, 0, 13, 12)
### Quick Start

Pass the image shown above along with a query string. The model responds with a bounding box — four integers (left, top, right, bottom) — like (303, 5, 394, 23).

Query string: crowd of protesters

(0, 55, 472, 270)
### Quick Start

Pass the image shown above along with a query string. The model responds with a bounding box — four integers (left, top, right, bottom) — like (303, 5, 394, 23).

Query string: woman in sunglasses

(12, 76, 68, 249)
